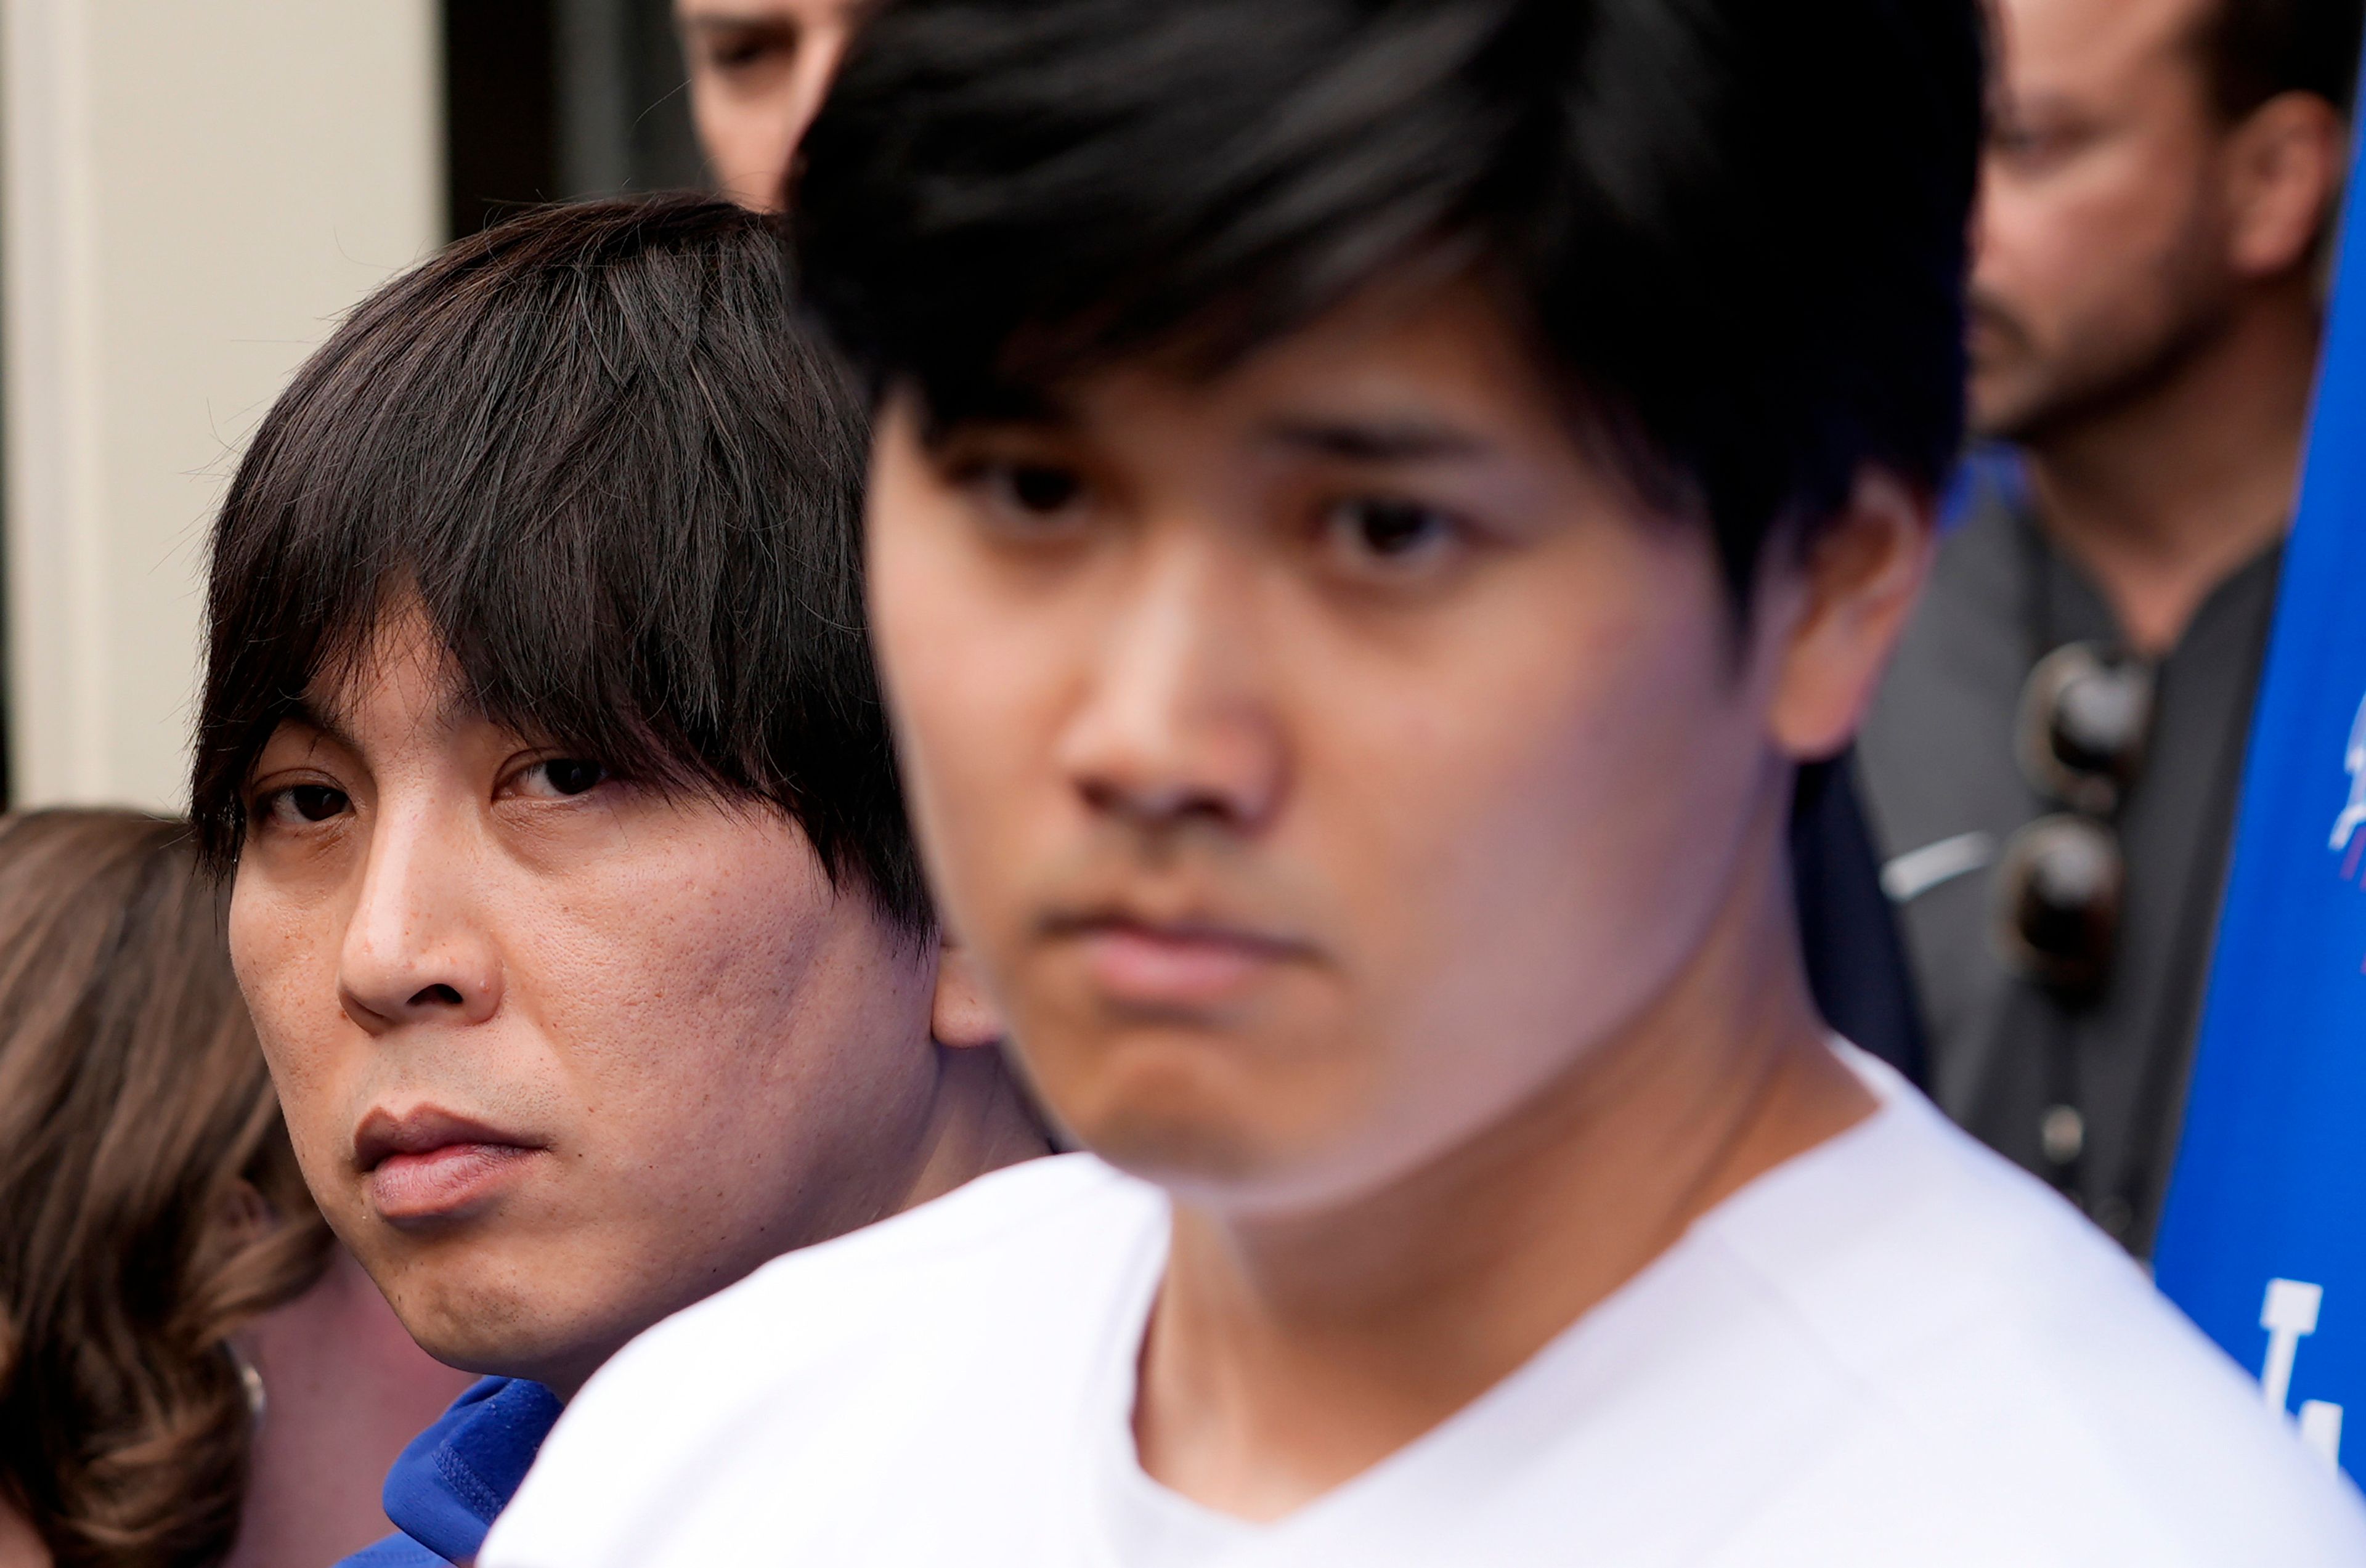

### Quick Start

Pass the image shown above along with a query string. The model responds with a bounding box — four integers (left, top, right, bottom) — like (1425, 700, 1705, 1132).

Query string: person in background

(190, 195, 1050, 1568)
(1858, 0, 2360, 1251)
(483, 1, 2366, 1563)
(0, 809, 471, 1568)
(677, 0, 871, 208)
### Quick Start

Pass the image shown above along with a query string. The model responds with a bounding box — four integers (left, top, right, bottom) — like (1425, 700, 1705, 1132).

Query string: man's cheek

(250, 981, 356, 1167)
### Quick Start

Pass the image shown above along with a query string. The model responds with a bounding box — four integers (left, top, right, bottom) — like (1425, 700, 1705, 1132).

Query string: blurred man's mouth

(354, 1106, 546, 1225)
(1043, 908, 1318, 1012)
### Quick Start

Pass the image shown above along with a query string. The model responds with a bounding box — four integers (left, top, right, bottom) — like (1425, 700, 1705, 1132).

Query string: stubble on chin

(1963, 291, 2048, 442)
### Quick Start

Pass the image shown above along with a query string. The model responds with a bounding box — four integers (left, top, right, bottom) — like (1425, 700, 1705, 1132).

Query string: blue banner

(2151, 103, 2366, 1481)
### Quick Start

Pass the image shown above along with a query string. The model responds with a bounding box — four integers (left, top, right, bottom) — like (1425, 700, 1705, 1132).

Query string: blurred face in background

(1971, 0, 2338, 442)
(229, 603, 966, 1396)
(678, 0, 871, 208)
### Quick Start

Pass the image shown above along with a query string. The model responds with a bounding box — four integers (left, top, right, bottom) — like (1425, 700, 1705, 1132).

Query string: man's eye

(990, 463, 1084, 516)
(519, 758, 609, 798)
(1987, 121, 2079, 168)
(959, 457, 1093, 540)
(264, 784, 350, 826)
(1323, 497, 1461, 566)
(709, 33, 791, 71)
(693, 21, 797, 73)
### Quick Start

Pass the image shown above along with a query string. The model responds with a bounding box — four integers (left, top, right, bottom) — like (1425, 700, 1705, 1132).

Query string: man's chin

(1967, 325, 2204, 449)
(1962, 303, 2053, 441)
(1964, 362, 2049, 445)
(397, 1314, 604, 1395)
(370, 1253, 609, 1389)
(1083, 1100, 1432, 1222)
(1079, 1102, 1380, 1219)
(1075, 1099, 1270, 1191)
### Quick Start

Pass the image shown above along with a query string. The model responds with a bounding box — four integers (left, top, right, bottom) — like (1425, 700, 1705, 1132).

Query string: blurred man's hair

(193, 195, 929, 931)
(791, 0, 1985, 609)
(2198, 0, 2365, 121)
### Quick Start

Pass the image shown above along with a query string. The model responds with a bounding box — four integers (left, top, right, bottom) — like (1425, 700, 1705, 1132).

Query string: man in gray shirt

(1859, 0, 2358, 1251)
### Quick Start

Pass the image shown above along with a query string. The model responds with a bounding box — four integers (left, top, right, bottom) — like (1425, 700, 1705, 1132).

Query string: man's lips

(1049, 914, 1315, 1010)
(354, 1107, 543, 1224)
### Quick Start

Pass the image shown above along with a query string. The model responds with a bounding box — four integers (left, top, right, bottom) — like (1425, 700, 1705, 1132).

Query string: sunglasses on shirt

(1993, 642, 2155, 1003)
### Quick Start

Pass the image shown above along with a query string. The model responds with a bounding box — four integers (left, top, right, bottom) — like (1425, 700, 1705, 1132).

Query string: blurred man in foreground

(1858, 0, 2360, 1252)
(677, 0, 869, 207)
(485, 2, 2366, 1562)
(688, 0, 1932, 1093)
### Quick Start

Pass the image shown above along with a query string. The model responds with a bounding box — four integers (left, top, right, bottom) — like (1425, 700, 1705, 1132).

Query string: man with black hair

(686, 0, 1934, 1091)
(192, 195, 1051, 1567)
(1858, 0, 2361, 1253)
(489, 5, 2366, 1563)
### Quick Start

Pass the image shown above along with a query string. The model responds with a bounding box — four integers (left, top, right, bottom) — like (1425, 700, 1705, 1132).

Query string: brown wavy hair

(0, 810, 333, 1566)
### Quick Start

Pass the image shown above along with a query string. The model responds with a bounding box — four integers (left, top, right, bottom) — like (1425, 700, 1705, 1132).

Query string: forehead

(675, 0, 844, 23)
(1012, 280, 1585, 464)
(290, 601, 477, 752)
(1994, 0, 2212, 105)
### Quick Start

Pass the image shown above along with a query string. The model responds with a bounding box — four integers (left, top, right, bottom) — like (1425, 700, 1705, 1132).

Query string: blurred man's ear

(1763, 468, 1936, 763)
(930, 932, 1006, 1050)
(2223, 90, 2350, 280)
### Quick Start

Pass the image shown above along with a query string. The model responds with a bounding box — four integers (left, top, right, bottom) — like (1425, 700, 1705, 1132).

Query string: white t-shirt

(482, 1052, 2366, 1566)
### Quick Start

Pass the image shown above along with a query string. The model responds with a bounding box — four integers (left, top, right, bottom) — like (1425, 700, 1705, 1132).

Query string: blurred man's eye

(958, 455, 1093, 536)
(998, 464, 1083, 514)
(1986, 116, 2088, 171)
(697, 23, 797, 74)
(1319, 495, 1466, 575)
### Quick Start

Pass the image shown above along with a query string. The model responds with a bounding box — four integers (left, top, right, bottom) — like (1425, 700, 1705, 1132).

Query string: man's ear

(2224, 89, 2349, 281)
(1765, 466, 1935, 762)
(929, 930, 1006, 1050)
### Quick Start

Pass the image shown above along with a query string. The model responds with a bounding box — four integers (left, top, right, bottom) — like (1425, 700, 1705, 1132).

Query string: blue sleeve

(383, 1375, 564, 1563)
(336, 1532, 449, 1568)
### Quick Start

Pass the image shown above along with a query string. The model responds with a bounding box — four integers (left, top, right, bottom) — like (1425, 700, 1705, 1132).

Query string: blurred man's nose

(1055, 532, 1287, 837)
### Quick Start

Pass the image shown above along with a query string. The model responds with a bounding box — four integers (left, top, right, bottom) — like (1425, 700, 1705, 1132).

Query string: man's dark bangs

(793, 0, 1983, 603)
(195, 197, 929, 931)
(797, 1, 1511, 415)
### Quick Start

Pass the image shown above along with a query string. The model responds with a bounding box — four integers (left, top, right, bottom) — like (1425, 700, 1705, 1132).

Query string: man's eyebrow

(266, 679, 477, 767)
(264, 697, 360, 762)
(682, 13, 795, 34)
(1258, 416, 1495, 463)
(919, 386, 1076, 444)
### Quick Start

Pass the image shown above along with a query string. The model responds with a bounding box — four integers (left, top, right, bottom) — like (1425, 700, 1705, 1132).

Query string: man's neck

(2018, 285, 2319, 655)
(1132, 813, 1874, 1522)
(532, 1045, 1050, 1405)
(896, 1038, 1056, 1214)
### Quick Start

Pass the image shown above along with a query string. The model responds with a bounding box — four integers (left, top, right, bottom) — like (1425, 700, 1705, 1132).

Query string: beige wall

(3, 0, 443, 812)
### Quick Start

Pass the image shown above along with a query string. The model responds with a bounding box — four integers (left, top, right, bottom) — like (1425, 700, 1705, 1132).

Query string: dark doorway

(442, 0, 706, 239)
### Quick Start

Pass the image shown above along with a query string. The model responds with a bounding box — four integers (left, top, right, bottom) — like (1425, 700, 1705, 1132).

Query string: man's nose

(338, 808, 502, 1033)
(1055, 537, 1287, 835)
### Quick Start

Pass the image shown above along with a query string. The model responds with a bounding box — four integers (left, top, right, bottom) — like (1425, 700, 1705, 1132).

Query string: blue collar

(338, 1376, 563, 1567)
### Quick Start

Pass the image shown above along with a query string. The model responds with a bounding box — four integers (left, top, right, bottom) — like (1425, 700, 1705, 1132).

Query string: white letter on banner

(2331, 694, 2366, 852)
(2261, 1278, 2345, 1464)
